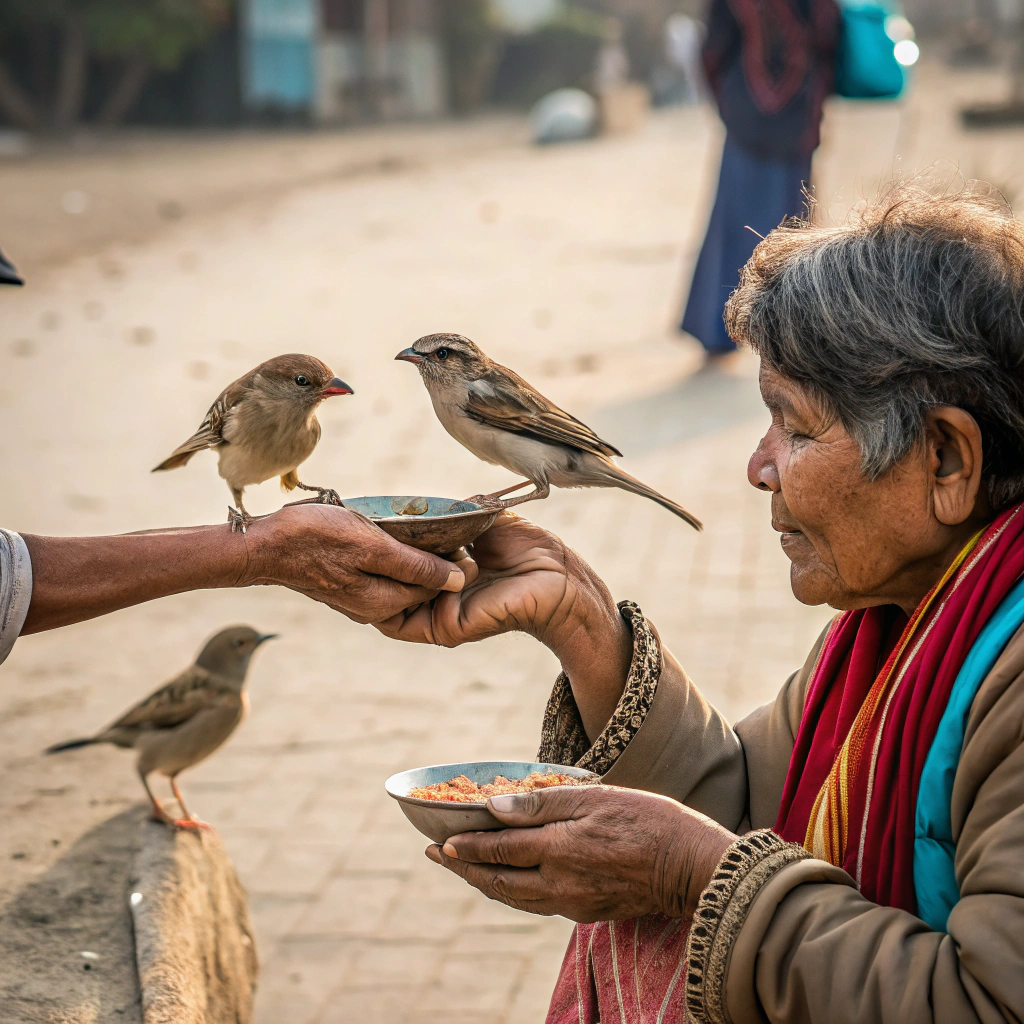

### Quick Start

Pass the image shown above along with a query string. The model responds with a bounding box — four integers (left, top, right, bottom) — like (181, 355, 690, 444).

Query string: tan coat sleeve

(689, 629, 1024, 1024)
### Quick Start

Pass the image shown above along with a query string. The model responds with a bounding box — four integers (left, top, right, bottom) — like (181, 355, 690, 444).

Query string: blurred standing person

(680, 0, 840, 358)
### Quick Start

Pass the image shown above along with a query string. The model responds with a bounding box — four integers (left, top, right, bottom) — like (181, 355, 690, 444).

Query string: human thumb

(486, 785, 594, 826)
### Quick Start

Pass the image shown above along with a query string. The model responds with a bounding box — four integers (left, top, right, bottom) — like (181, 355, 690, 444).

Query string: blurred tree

(490, 5, 607, 107)
(0, 0, 231, 131)
(440, 0, 504, 113)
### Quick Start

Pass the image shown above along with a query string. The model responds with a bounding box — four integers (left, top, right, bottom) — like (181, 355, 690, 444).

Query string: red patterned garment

(546, 916, 690, 1024)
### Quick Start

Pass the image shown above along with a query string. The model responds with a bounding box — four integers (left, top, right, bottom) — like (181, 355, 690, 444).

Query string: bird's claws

(228, 507, 254, 533)
(314, 488, 343, 506)
(171, 817, 215, 831)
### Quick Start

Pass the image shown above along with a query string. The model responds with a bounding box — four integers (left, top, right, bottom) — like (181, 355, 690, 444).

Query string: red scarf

(775, 504, 1024, 911)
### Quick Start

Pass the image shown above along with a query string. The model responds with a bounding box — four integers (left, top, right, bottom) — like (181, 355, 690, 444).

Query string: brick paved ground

(0, 58, 1018, 1022)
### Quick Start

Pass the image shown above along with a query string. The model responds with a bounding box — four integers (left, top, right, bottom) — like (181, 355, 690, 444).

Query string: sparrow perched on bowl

(396, 334, 701, 529)
(153, 354, 353, 532)
(46, 626, 275, 829)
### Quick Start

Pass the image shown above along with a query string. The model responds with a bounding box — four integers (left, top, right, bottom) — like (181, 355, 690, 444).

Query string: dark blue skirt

(681, 136, 812, 353)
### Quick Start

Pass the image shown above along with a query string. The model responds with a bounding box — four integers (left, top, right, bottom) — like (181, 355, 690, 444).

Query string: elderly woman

(378, 186, 1024, 1024)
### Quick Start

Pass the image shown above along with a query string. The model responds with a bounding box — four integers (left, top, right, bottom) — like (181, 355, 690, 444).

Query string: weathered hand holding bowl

(343, 495, 499, 555)
(385, 760, 600, 844)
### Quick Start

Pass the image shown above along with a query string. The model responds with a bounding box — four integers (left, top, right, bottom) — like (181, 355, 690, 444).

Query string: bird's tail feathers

(599, 464, 703, 531)
(152, 449, 197, 472)
(152, 427, 220, 473)
(45, 737, 98, 755)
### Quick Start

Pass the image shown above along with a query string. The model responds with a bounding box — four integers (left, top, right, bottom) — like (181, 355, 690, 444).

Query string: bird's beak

(394, 348, 423, 365)
(256, 633, 279, 646)
(321, 377, 353, 397)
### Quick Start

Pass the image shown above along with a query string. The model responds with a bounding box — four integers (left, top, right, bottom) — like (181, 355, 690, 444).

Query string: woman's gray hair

(726, 182, 1024, 509)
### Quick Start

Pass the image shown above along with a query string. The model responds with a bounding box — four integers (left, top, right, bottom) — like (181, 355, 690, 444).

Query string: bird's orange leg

(140, 770, 176, 826)
(169, 775, 214, 831)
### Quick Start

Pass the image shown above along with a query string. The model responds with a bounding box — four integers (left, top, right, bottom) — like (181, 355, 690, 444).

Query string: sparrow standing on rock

(153, 354, 353, 532)
(46, 626, 275, 829)
(396, 333, 702, 529)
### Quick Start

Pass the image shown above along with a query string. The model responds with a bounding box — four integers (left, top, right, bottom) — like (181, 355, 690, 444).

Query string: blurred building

(242, 0, 446, 121)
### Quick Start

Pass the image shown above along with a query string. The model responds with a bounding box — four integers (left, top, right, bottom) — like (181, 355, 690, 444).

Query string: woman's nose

(748, 440, 781, 492)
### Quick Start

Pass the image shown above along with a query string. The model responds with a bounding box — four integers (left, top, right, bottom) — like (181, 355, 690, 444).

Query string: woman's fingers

(372, 602, 438, 643)
(440, 790, 607, 865)
(441, 821, 560, 867)
(427, 846, 558, 910)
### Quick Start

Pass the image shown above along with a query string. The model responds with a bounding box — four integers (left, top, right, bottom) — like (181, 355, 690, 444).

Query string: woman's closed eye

(782, 423, 814, 444)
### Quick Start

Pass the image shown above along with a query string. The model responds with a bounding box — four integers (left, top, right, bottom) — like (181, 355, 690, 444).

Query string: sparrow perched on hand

(46, 626, 275, 829)
(396, 333, 701, 529)
(153, 354, 353, 532)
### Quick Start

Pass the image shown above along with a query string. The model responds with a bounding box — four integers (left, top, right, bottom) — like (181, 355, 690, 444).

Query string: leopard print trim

(537, 600, 661, 775)
(684, 830, 813, 1024)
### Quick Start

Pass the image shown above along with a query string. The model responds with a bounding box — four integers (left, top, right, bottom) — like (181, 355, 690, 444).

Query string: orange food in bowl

(407, 771, 591, 804)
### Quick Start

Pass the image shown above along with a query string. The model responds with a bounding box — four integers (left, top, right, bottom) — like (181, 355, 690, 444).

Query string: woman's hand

(426, 784, 736, 923)
(240, 503, 465, 623)
(374, 513, 633, 739)
(373, 512, 577, 645)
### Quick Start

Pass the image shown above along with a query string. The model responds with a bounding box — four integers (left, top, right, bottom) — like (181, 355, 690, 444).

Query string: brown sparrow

(46, 626, 275, 829)
(395, 334, 702, 529)
(153, 354, 353, 532)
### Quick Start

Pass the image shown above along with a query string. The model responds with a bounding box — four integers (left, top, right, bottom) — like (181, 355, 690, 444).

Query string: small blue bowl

(343, 495, 499, 555)
(385, 760, 600, 843)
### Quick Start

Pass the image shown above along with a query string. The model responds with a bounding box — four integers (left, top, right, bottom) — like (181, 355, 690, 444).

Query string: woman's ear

(924, 406, 987, 526)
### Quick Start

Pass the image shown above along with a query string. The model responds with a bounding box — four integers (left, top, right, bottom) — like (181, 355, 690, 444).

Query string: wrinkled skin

(241, 503, 464, 623)
(426, 784, 734, 923)
(750, 366, 991, 615)
(23, 503, 464, 634)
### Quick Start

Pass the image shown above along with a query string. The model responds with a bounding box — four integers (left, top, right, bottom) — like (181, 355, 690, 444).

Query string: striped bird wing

(464, 368, 623, 459)
(107, 667, 235, 731)
(152, 376, 250, 470)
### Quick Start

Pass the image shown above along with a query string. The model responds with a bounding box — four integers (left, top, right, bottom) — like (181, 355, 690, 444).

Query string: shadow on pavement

(0, 805, 144, 1023)
(590, 363, 764, 458)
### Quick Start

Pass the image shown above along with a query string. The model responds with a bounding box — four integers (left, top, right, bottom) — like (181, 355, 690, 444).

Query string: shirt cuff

(0, 529, 33, 666)
(684, 830, 812, 1024)
(537, 600, 661, 775)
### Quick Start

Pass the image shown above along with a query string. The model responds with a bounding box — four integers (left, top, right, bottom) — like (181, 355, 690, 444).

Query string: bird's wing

(464, 367, 623, 458)
(152, 377, 250, 471)
(105, 666, 236, 732)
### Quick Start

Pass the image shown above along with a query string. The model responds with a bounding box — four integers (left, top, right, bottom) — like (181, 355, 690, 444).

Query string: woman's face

(747, 367, 982, 612)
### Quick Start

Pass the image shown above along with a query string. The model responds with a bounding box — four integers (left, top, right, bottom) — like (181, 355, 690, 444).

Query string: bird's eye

(295, 375, 311, 386)
(231, 639, 244, 648)
(436, 348, 449, 361)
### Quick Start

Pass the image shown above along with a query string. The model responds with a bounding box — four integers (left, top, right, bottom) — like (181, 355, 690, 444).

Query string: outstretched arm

(21, 524, 246, 633)
(18, 503, 464, 636)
